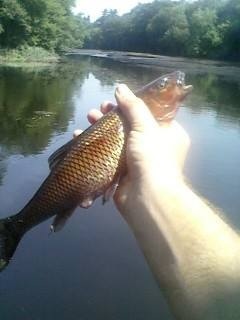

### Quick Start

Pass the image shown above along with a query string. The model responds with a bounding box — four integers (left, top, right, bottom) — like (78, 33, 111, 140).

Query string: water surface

(0, 56, 240, 319)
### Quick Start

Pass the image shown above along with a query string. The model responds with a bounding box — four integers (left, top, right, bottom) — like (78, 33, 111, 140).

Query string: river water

(0, 56, 240, 319)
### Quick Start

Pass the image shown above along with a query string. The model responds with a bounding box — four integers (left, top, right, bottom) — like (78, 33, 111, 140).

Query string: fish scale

(10, 71, 191, 226)
(0, 71, 192, 271)
(37, 108, 128, 211)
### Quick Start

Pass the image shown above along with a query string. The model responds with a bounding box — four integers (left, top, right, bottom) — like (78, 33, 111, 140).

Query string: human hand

(76, 86, 240, 320)
(112, 84, 190, 218)
(74, 84, 190, 222)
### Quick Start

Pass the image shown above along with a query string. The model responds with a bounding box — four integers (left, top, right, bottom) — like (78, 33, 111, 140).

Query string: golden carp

(0, 71, 192, 271)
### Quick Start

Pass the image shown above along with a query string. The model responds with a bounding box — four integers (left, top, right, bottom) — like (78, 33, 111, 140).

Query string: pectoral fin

(50, 208, 75, 232)
(102, 179, 120, 205)
(79, 197, 94, 209)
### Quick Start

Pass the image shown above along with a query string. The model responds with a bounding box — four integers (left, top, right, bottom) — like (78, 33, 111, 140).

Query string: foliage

(0, 0, 239, 60)
(147, 2, 190, 55)
(218, 0, 240, 60)
(0, 46, 58, 63)
(0, 0, 89, 52)
(84, 0, 240, 61)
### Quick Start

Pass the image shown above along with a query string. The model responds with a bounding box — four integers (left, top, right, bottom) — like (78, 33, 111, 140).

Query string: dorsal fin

(48, 138, 77, 170)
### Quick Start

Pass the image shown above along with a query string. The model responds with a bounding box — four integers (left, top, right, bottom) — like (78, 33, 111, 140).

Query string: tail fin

(0, 218, 23, 272)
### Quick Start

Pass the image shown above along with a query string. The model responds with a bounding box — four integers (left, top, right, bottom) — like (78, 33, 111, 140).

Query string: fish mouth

(183, 84, 193, 93)
(174, 71, 193, 94)
(174, 71, 191, 86)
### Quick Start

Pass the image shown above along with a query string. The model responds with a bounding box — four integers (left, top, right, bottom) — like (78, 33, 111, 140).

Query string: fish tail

(0, 217, 23, 272)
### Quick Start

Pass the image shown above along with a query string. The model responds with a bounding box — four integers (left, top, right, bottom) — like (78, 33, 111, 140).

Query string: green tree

(1, 0, 239, 60)
(83, 0, 239, 61)
(94, 10, 125, 50)
(218, 0, 240, 59)
(123, 2, 161, 52)
(0, 0, 31, 48)
(186, 6, 222, 57)
(147, 2, 189, 55)
(0, 0, 88, 51)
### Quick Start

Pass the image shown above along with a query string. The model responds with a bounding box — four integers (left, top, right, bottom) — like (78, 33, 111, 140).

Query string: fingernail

(116, 84, 132, 96)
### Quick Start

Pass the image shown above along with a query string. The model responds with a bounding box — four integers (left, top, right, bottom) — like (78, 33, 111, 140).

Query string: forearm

(126, 180, 240, 320)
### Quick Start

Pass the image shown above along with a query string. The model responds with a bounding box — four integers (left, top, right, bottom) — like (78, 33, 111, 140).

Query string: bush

(0, 46, 59, 63)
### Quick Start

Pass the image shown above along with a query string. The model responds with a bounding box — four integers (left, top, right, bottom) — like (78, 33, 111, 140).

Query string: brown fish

(0, 71, 192, 271)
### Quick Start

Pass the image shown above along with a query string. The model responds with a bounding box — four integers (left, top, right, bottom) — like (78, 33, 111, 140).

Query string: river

(0, 55, 240, 319)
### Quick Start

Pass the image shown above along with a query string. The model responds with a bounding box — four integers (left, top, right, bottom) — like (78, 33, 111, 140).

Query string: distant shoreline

(66, 49, 240, 80)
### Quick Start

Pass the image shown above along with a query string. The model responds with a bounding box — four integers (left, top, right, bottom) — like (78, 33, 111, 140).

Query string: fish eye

(159, 77, 168, 88)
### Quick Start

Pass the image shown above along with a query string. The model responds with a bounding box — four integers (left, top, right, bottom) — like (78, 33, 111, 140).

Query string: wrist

(122, 176, 187, 245)
(140, 172, 187, 210)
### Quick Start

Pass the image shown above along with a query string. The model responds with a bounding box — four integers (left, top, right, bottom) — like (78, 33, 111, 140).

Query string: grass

(0, 46, 60, 65)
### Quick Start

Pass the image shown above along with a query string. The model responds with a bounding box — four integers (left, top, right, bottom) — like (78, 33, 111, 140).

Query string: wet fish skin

(46, 107, 128, 210)
(0, 71, 192, 271)
(43, 70, 192, 212)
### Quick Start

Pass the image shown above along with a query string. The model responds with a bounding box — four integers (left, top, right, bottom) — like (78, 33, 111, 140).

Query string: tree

(147, 2, 189, 55)
(0, 0, 88, 51)
(218, 0, 240, 60)
(186, 6, 223, 57)
(0, 0, 31, 48)
(93, 10, 124, 50)
(123, 2, 161, 52)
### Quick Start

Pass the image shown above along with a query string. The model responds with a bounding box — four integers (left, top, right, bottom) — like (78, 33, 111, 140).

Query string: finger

(113, 175, 129, 212)
(115, 84, 157, 132)
(100, 101, 116, 114)
(73, 129, 83, 138)
(87, 109, 103, 124)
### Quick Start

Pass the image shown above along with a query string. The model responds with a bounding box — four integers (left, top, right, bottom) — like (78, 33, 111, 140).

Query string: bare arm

(84, 84, 240, 320)
(121, 177, 240, 320)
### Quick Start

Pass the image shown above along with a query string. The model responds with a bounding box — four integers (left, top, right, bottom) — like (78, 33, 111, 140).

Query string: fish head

(136, 71, 193, 121)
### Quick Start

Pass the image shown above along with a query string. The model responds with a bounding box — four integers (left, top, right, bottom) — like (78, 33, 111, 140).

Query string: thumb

(115, 84, 157, 132)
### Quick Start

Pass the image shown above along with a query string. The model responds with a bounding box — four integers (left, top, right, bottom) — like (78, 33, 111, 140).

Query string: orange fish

(0, 71, 192, 271)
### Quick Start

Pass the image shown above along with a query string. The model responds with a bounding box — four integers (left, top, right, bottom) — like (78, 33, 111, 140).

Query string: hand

(75, 85, 240, 319)
(75, 84, 190, 223)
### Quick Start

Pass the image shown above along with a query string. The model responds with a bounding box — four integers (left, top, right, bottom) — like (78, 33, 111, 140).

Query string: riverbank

(2, 48, 240, 81)
(0, 46, 59, 66)
(66, 49, 240, 81)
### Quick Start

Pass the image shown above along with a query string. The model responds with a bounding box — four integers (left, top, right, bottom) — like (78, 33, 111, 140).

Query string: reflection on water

(0, 62, 91, 156)
(187, 73, 240, 125)
(0, 56, 240, 320)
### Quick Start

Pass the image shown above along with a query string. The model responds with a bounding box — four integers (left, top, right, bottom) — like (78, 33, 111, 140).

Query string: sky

(72, 0, 152, 21)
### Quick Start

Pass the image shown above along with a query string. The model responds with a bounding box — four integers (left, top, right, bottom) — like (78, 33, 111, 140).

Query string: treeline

(0, 0, 239, 61)
(0, 0, 88, 51)
(84, 0, 240, 61)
